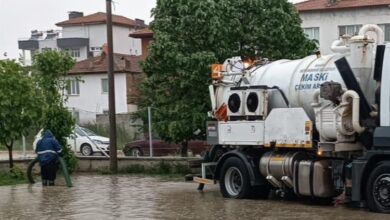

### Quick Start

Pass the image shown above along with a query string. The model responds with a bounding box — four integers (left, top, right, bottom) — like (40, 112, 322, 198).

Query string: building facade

(66, 52, 143, 124)
(18, 11, 145, 65)
(129, 27, 153, 60)
(296, 0, 390, 54)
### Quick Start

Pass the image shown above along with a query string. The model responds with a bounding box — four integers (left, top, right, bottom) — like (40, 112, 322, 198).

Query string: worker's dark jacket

(35, 131, 62, 166)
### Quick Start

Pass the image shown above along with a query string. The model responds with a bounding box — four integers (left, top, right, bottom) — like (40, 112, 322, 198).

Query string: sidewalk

(0, 150, 128, 161)
(0, 151, 36, 160)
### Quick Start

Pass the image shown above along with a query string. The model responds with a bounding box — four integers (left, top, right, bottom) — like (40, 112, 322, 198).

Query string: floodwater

(0, 175, 388, 220)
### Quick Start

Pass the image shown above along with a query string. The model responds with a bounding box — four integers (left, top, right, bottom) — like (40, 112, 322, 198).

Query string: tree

(0, 60, 44, 168)
(138, 0, 317, 156)
(33, 51, 77, 172)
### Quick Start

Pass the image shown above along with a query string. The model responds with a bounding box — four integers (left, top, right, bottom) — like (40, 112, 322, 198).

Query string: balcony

(57, 37, 89, 49)
(18, 39, 39, 50)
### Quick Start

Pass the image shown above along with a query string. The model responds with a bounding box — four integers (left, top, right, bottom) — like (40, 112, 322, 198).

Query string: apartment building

(18, 11, 145, 64)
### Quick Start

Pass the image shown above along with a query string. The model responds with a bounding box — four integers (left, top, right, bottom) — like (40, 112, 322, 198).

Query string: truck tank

(215, 24, 384, 120)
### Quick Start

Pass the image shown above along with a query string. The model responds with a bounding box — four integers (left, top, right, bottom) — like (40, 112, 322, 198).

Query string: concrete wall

(0, 157, 200, 173)
(38, 38, 58, 51)
(0, 159, 31, 171)
(66, 73, 128, 124)
(300, 7, 390, 54)
(62, 26, 89, 38)
(62, 24, 142, 56)
(113, 26, 142, 56)
(76, 156, 194, 172)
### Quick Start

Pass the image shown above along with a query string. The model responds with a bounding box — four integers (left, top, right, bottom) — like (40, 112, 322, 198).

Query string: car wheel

(130, 147, 143, 157)
(80, 144, 93, 156)
(366, 162, 390, 213)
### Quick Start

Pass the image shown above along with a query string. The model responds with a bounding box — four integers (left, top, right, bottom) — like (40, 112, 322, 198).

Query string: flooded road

(0, 175, 388, 220)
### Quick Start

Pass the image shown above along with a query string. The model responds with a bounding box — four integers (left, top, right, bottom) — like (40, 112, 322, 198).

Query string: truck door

(380, 44, 390, 126)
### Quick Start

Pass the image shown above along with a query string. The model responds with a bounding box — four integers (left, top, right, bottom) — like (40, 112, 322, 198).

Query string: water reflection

(0, 175, 388, 220)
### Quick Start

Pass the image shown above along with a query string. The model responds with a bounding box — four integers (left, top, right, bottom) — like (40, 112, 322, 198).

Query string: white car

(33, 126, 110, 156)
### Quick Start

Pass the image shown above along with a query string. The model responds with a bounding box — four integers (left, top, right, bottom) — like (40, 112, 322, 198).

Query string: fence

(81, 109, 206, 159)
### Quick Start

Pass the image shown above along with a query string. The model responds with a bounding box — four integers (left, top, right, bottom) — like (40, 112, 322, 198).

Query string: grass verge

(0, 167, 28, 186)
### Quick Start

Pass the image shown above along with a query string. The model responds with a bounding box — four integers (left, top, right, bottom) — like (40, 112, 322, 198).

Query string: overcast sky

(0, 0, 305, 60)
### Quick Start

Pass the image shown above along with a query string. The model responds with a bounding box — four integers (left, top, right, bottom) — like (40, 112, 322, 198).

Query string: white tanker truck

(194, 24, 390, 213)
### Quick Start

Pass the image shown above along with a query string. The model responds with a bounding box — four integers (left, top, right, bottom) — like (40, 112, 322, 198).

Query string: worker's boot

(48, 180, 55, 186)
(42, 180, 48, 186)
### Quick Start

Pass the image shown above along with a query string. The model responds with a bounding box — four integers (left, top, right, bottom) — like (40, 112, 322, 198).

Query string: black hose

(26, 157, 72, 187)
(270, 86, 290, 107)
(27, 157, 39, 184)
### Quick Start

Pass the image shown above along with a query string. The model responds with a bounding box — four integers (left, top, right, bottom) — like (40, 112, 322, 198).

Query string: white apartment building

(18, 11, 144, 65)
(66, 52, 143, 124)
(296, 0, 390, 54)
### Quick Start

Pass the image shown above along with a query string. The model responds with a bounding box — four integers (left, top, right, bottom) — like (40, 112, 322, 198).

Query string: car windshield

(75, 127, 98, 137)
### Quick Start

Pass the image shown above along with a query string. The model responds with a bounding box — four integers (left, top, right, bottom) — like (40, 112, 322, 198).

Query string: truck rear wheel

(220, 157, 269, 199)
(366, 162, 390, 213)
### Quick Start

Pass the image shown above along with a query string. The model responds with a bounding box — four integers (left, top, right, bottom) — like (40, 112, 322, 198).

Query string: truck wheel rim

(373, 174, 390, 208)
(225, 167, 243, 196)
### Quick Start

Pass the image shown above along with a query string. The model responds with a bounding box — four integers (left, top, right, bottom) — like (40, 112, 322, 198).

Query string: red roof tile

(56, 12, 143, 28)
(129, 28, 153, 38)
(69, 53, 143, 75)
(295, 0, 390, 12)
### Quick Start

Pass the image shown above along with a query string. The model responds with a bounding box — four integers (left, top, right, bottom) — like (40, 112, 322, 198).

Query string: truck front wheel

(220, 157, 270, 199)
(366, 162, 390, 213)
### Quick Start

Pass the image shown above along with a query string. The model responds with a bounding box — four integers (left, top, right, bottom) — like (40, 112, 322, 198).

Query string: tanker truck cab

(351, 43, 390, 213)
(377, 44, 390, 136)
(194, 24, 390, 213)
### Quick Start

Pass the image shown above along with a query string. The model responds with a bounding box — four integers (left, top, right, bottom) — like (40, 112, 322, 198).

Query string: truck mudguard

(214, 149, 267, 186)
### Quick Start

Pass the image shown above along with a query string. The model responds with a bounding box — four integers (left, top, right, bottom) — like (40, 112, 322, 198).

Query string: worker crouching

(35, 130, 62, 186)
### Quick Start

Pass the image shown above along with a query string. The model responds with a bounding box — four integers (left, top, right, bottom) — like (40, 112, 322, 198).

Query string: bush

(174, 163, 192, 175)
(119, 161, 192, 176)
(9, 166, 25, 179)
(155, 161, 171, 174)
(122, 164, 145, 174)
(0, 167, 27, 186)
(61, 145, 78, 173)
(97, 167, 113, 175)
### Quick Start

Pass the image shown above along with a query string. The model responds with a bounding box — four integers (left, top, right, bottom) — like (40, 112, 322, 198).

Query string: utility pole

(106, 0, 117, 173)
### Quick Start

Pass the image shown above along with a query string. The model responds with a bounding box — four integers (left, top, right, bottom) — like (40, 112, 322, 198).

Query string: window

(76, 127, 97, 136)
(41, 47, 52, 52)
(303, 27, 320, 42)
(90, 47, 102, 52)
(339, 25, 362, 36)
(70, 49, 80, 58)
(378, 24, 390, 42)
(101, 78, 108, 93)
(67, 79, 80, 95)
(64, 48, 80, 58)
